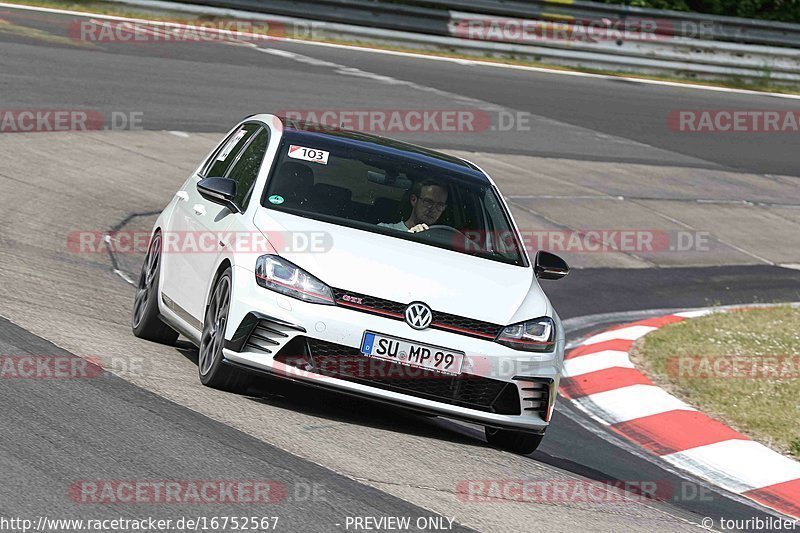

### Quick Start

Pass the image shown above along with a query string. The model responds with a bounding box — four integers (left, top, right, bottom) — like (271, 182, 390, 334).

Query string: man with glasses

(379, 179, 448, 233)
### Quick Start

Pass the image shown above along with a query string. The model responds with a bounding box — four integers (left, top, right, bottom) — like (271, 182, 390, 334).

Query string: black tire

(485, 427, 544, 455)
(132, 232, 179, 345)
(198, 268, 251, 393)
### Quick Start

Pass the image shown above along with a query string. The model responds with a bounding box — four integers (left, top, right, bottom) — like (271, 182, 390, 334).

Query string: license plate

(360, 331, 464, 376)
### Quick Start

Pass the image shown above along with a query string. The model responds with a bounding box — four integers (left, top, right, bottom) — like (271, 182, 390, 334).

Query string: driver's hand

(407, 223, 429, 233)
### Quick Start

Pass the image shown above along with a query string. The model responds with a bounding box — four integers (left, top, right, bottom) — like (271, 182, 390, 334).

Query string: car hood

(253, 209, 549, 325)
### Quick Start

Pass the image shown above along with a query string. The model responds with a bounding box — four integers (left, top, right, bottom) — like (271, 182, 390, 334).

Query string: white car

(132, 114, 569, 454)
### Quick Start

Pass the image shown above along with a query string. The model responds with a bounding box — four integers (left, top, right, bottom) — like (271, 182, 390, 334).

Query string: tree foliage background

(603, 0, 800, 23)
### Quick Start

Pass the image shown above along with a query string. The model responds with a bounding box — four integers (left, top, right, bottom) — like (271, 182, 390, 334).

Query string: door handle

(193, 204, 206, 216)
(175, 191, 189, 202)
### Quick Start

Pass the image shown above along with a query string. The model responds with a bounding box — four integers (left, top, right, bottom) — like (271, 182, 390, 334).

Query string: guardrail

(406, 0, 800, 48)
(139, 0, 800, 83)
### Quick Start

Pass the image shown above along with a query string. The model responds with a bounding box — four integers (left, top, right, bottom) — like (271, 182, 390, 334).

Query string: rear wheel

(198, 268, 251, 393)
(132, 232, 179, 345)
(485, 427, 544, 455)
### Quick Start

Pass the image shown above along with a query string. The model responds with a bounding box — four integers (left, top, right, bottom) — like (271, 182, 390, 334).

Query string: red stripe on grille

(337, 300, 404, 319)
(337, 297, 498, 339)
(431, 322, 496, 339)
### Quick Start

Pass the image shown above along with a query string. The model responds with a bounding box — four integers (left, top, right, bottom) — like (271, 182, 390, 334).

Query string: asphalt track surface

(1, 4, 799, 532)
(0, 316, 474, 532)
(2, 5, 800, 176)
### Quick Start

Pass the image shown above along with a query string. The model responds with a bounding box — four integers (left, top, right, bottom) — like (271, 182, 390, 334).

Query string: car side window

(225, 128, 270, 209)
(202, 123, 260, 178)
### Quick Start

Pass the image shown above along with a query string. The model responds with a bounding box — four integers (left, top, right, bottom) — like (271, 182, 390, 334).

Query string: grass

(631, 306, 800, 458)
(2, 0, 799, 95)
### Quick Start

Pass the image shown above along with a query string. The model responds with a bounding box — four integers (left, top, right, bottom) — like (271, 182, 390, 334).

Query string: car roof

(277, 117, 491, 184)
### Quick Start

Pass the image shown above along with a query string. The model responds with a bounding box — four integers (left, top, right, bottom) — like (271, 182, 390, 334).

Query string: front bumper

(223, 266, 564, 433)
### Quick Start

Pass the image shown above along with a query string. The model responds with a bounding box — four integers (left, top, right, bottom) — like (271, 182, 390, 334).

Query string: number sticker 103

(288, 145, 329, 165)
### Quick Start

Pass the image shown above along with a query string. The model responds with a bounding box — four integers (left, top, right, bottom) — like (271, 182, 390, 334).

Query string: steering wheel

(412, 225, 470, 248)
(424, 225, 468, 239)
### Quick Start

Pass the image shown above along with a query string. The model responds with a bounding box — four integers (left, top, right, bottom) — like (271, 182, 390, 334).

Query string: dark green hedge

(603, 0, 800, 24)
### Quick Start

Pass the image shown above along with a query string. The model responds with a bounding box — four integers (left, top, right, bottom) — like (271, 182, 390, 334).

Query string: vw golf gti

(132, 114, 569, 454)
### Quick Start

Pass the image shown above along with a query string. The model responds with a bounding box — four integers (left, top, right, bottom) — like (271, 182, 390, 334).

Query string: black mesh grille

(332, 289, 406, 317)
(332, 288, 504, 340)
(277, 338, 520, 415)
(430, 310, 504, 338)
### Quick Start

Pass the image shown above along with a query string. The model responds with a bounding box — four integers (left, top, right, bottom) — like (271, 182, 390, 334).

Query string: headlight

(255, 255, 334, 305)
(496, 317, 555, 352)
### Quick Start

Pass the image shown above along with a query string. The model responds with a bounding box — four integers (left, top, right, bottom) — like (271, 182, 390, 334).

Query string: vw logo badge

(405, 302, 433, 330)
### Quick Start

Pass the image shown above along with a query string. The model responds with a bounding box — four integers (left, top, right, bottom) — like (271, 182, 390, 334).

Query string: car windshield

(261, 137, 526, 266)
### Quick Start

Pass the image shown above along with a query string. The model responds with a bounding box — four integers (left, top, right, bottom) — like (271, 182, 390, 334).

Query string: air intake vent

(515, 377, 553, 421)
(226, 312, 306, 354)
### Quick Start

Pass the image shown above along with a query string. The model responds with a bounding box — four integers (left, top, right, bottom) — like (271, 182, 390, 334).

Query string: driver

(379, 179, 448, 233)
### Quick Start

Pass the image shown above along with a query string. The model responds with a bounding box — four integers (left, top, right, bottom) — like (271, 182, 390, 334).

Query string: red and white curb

(559, 311, 800, 520)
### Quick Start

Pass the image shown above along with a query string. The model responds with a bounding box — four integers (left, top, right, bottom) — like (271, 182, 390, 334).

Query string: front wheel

(132, 232, 179, 345)
(485, 427, 544, 455)
(198, 268, 251, 393)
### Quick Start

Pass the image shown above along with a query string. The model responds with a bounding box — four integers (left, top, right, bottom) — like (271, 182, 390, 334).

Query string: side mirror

(534, 251, 569, 280)
(197, 177, 239, 213)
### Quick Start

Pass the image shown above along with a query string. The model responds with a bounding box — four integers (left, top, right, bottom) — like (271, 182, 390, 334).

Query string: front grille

(332, 288, 504, 340)
(275, 338, 520, 415)
(430, 310, 503, 338)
